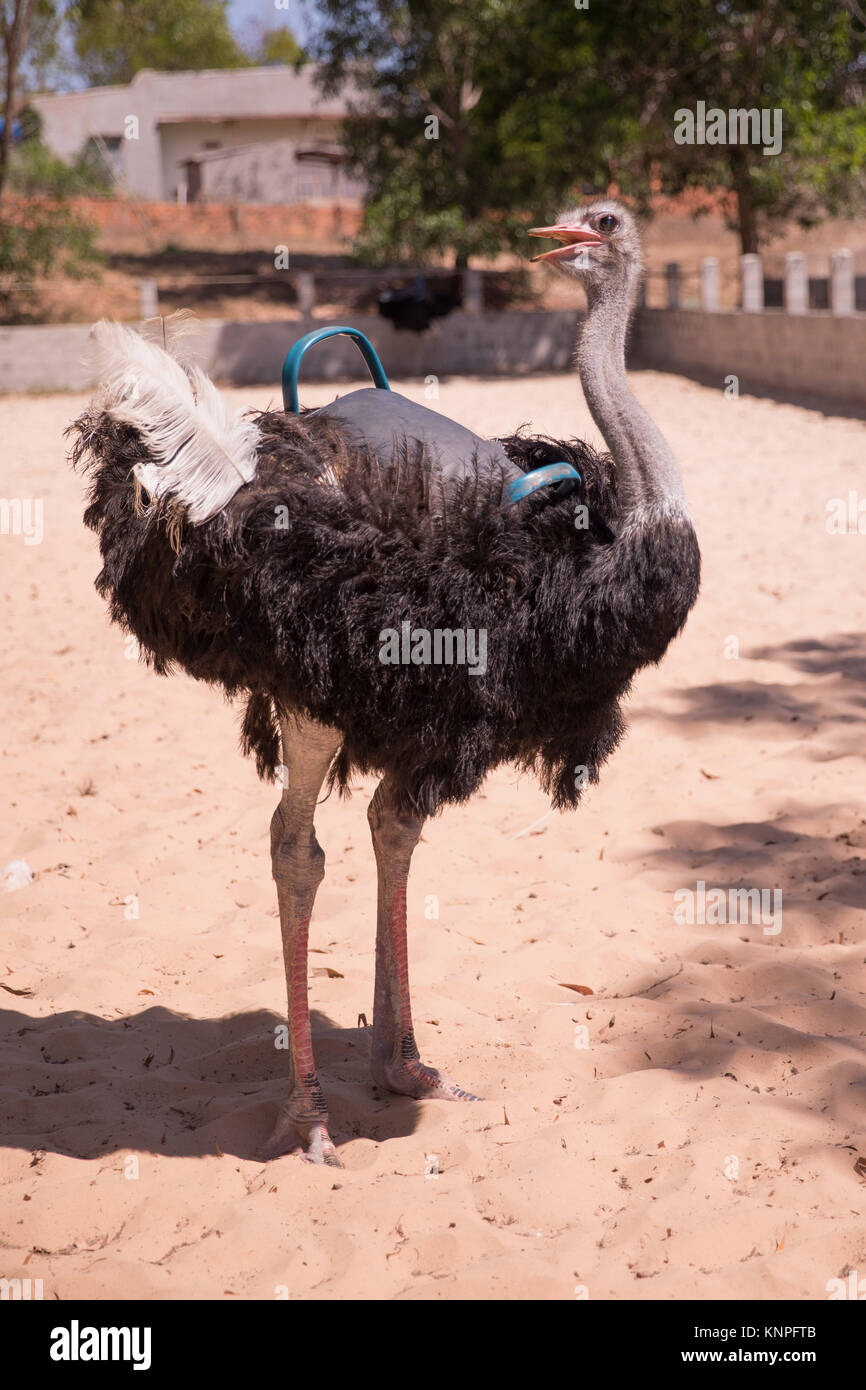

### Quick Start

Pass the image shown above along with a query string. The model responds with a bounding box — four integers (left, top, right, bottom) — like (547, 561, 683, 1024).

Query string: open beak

(527, 224, 603, 264)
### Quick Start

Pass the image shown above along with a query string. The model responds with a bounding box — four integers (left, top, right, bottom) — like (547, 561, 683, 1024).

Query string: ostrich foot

(374, 1054, 482, 1102)
(260, 1109, 342, 1167)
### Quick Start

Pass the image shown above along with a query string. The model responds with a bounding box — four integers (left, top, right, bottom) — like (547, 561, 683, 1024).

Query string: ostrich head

(528, 199, 684, 513)
(527, 199, 642, 294)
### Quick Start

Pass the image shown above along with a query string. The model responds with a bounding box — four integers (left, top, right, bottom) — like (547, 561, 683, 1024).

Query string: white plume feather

(89, 319, 261, 524)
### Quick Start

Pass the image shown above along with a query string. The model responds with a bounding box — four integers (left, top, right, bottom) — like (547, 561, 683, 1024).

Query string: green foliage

(310, 0, 866, 260)
(69, 0, 246, 86)
(0, 0, 102, 323)
(5, 0, 62, 91)
(0, 108, 103, 321)
(254, 27, 305, 68)
(8, 133, 113, 195)
(351, 183, 505, 268)
(310, 2, 513, 266)
(0, 194, 101, 321)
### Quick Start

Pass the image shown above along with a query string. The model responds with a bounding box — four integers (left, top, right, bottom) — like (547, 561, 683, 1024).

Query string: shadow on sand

(5, 639, 864, 1164)
(0, 1005, 423, 1161)
(656, 632, 866, 735)
(632, 632, 866, 918)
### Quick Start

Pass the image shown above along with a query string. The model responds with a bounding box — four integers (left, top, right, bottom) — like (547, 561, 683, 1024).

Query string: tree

(310, 0, 866, 261)
(10, 118, 114, 196)
(1, 0, 40, 200)
(0, 193, 100, 321)
(487, 0, 866, 255)
(242, 22, 305, 68)
(309, 1, 508, 267)
(1, 3, 100, 320)
(2, 0, 69, 197)
(70, 0, 246, 86)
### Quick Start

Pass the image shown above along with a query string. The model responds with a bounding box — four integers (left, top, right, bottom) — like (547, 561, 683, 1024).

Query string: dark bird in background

(68, 202, 700, 1167)
(377, 273, 462, 332)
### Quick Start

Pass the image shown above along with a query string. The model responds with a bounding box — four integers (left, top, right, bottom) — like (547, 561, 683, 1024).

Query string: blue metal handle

(503, 462, 581, 508)
(282, 325, 391, 413)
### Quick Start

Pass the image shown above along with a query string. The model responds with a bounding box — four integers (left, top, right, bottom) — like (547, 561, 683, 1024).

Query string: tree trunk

(729, 148, 759, 255)
(0, 1, 37, 204)
(0, 35, 16, 202)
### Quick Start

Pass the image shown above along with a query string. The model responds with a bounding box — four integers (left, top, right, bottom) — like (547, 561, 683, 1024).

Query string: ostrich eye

(597, 213, 618, 233)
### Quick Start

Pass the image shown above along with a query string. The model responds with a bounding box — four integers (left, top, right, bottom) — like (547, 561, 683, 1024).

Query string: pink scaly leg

(367, 779, 481, 1102)
(260, 717, 342, 1166)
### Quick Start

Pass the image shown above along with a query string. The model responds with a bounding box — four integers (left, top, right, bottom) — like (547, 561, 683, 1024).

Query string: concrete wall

(162, 118, 347, 203)
(0, 311, 583, 395)
(196, 134, 364, 204)
(2, 307, 864, 407)
(630, 307, 866, 405)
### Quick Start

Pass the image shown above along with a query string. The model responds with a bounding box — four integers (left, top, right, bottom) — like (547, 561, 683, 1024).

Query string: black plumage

(65, 198, 704, 1167)
(68, 404, 699, 818)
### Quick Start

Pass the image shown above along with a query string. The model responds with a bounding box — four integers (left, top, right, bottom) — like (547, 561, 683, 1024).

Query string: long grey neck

(577, 269, 687, 517)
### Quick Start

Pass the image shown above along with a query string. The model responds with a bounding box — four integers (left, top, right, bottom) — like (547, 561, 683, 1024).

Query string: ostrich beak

(527, 225, 604, 264)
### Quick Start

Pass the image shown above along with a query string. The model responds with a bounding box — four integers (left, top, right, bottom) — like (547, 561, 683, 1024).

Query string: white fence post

(740, 254, 764, 312)
(139, 278, 159, 319)
(462, 268, 483, 315)
(700, 257, 720, 312)
(665, 262, 681, 309)
(296, 272, 316, 316)
(830, 249, 855, 316)
(784, 252, 808, 314)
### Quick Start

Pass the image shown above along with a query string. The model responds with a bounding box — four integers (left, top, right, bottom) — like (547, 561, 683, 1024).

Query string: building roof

(33, 64, 357, 122)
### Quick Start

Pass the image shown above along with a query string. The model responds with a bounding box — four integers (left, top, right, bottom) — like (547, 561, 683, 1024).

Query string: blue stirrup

(282, 326, 390, 414)
(503, 461, 581, 507)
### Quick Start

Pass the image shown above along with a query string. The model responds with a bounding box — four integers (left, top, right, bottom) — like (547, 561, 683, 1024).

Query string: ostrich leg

(367, 779, 481, 1101)
(261, 716, 342, 1166)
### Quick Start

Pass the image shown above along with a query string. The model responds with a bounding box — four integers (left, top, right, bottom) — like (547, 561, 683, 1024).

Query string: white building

(32, 65, 363, 203)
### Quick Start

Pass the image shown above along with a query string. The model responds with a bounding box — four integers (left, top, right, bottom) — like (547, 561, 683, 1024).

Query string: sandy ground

(1, 370, 865, 1302)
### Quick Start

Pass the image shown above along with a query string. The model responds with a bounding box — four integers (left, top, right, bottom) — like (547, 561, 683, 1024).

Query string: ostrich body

(70, 203, 700, 1167)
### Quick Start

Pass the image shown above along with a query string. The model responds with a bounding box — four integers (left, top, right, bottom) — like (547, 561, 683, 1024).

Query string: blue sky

(27, 1, 316, 92)
(228, 0, 312, 45)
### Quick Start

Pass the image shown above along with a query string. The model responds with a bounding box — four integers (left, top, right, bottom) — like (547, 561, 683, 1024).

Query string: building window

(88, 134, 123, 180)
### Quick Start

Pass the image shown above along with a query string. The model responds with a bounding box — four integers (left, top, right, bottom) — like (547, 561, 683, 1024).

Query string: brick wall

(68, 197, 363, 253)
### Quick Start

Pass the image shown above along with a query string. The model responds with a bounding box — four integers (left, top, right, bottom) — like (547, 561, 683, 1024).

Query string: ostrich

(69, 201, 700, 1167)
